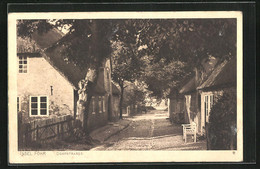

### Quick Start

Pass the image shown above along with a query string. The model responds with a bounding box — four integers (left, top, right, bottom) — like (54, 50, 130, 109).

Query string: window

(204, 94, 214, 122)
(204, 95, 208, 116)
(98, 96, 102, 113)
(92, 96, 95, 114)
(210, 95, 214, 108)
(30, 96, 48, 116)
(17, 97, 21, 112)
(18, 55, 27, 73)
(102, 96, 105, 112)
(106, 68, 110, 80)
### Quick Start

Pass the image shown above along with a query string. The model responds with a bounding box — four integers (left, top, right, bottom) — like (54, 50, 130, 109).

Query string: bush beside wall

(207, 89, 237, 150)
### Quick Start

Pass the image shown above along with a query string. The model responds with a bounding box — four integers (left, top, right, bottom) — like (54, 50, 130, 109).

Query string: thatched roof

(17, 36, 41, 53)
(179, 76, 196, 94)
(44, 42, 89, 89)
(197, 57, 236, 91)
(31, 28, 64, 49)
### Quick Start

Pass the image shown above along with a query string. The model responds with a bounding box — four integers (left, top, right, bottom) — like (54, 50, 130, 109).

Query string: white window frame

(98, 96, 102, 113)
(102, 96, 105, 113)
(204, 94, 214, 123)
(18, 55, 28, 73)
(29, 96, 49, 117)
(92, 96, 96, 114)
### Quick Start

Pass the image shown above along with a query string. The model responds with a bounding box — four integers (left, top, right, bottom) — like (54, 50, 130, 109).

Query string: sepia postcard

(8, 11, 243, 164)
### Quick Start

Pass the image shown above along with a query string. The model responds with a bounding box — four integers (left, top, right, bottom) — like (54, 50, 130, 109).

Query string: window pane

(40, 103, 47, 108)
(92, 98, 95, 112)
(103, 97, 105, 112)
(40, 109, 47, 115)
(24, 70, 27, 73)
(98, 96, 102, 112)
(19, 56, 22, 59)
(31, 97, 37, 102)
(31, 103, 37, 108)
(24, 61, 27, 64)
(40, 97, 47, 102)
(31, 110, 38, 115)
(19, 69, 22, 73)
(19, 65, 23, 68)
(19, 61, 23, 64)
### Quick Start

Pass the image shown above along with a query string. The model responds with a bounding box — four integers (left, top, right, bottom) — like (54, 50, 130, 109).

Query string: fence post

(36, 125, 39, 142)
(61, 122, 64, 139)
(57, 123, 60, 139)
(24, 124, 30, 147)
(18, 113, 23, 149)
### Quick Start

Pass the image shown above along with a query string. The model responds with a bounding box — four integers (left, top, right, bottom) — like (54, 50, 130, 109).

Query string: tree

(142, 58, 190, 100)
(111, 41, 144, 119)
(114, 19, 236, 99)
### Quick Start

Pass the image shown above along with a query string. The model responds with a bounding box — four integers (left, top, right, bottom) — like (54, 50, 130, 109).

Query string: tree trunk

(82, 88, 93, 135)
(76, 69, 99, 136)
(82, 20, 100, 134)
(119, 84, 124, 119)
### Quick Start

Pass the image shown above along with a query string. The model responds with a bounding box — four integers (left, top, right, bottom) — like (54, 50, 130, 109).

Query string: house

(179, 76, 200, 131)
(197, 57, 236, 134)
(167, 89, 186, 124)
(17, 30, 79, 123)
(169, 56, 236, 136)
(17, 28, 117, 132)
(169, 56, 219, 133)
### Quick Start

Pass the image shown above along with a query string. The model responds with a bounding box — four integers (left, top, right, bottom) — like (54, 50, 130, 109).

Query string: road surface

(91, 110, 206, 150)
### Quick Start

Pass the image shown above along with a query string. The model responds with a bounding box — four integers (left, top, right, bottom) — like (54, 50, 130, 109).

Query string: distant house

(17, 29, 118, 132)
(197, 57, 236, 134)
(167, 89, 186, 124)
(179, 76, 200, 130)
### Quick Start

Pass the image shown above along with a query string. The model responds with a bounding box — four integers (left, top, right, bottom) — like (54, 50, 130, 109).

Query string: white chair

(182, 122, 197, 143)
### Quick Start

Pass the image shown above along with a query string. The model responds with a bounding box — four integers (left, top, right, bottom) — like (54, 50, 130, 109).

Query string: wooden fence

(18, 115, 74, 149)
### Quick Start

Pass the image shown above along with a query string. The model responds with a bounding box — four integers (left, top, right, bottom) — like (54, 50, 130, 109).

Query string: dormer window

(18, 55, 27, 73)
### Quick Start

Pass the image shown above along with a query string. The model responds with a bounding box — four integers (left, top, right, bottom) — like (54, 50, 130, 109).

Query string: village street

(90, 110, 206, 151)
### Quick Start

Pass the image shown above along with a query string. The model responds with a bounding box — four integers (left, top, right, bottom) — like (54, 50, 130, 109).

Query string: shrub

(207, 89, 237, 150)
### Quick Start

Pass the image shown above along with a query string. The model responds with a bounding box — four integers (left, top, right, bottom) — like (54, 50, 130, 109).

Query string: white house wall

(17, 56, 74, 117)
